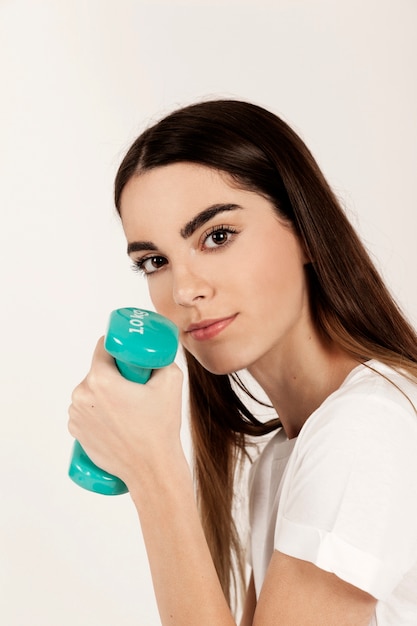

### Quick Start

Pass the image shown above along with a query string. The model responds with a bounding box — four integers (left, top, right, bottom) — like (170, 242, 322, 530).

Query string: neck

(248, 336, 360, 439)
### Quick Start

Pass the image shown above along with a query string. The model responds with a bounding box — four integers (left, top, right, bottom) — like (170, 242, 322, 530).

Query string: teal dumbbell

(68, 308, 179, 495)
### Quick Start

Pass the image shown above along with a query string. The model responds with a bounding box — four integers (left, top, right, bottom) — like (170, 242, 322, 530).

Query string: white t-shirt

(248, 360, 417, 625)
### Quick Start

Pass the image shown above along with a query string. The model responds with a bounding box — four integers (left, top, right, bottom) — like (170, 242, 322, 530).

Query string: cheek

(147, 278, 178, 324)
(146, 279, 168, 313)
(253, 240, 307, 306)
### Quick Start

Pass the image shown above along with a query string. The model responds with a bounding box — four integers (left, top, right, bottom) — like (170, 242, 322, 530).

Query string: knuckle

(71, 380, 89, 406)
(67, 419, 76, 438)
(67, 407, 78, 437)
(86, 366, 112, 393)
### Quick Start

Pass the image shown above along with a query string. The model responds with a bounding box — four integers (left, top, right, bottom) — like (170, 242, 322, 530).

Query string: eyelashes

(131, 255, 167, 276)
(203, 224, 238, 249)
(131, 224, 240, 276)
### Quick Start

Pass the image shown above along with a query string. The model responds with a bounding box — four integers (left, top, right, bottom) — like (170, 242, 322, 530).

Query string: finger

(87, 336, 121, 385)
(91, 336, 114, 368)
(146, 361, 184, 388)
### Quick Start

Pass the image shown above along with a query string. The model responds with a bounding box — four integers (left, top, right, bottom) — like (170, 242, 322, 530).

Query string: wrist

(126, 443, 193, 508)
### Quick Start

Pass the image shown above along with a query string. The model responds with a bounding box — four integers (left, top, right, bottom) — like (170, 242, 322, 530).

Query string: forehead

(119, 162, 245, 221)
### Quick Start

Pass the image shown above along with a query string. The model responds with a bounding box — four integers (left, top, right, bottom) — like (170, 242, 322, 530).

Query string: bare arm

(253, 551, 377, 626)
(69, 340, 378, 625)
(130, 468, 377, 625)
(69, 339, 235, 625)
(128, 447, 236, 624)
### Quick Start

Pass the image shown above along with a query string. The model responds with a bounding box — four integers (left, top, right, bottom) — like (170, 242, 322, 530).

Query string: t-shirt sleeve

(274, 392, 417, 600)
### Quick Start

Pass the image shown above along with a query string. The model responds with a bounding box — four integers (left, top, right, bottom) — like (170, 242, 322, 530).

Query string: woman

(69, 100, 417, 625)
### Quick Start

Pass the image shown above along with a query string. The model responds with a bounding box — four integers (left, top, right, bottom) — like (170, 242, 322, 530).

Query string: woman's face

(120, 163, 312, 375)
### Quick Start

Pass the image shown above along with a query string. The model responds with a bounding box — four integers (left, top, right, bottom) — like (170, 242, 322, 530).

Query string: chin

(191, 353, 251, 377)
(201, 364, 236, 376)
(183, 338, 258, 376)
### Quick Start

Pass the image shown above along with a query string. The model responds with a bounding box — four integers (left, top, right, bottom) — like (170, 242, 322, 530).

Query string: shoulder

(289, 361, 417, 497)
(274, 362, 417, 600)
(299, 360, 417, 446)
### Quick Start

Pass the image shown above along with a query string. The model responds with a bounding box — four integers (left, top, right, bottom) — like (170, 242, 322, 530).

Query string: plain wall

(1, 1, 416, 624)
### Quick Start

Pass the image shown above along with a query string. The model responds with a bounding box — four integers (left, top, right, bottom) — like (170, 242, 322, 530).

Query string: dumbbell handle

(68, 308, 179, 495)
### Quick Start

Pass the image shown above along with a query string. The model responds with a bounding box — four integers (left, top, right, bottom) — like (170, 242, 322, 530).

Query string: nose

(172, 264, 214, 307)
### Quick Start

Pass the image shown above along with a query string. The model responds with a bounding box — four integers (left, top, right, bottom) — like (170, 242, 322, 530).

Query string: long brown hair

(114, 99, 417, 609)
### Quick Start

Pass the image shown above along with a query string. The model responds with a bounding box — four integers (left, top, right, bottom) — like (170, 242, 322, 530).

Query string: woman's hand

(68, 337, 184, 489)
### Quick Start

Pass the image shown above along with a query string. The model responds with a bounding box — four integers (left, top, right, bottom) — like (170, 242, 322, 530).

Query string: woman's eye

(203, 226, 237, 249)
(135, 255, 167, 275)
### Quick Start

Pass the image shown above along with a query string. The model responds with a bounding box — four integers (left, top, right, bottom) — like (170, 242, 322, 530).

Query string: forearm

(127, 446, 236, 626)
(69, 351, 237, 623)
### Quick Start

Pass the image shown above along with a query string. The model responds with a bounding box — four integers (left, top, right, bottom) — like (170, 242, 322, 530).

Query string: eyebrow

(127, 203, 242, 255)
(127, 240, 158, 255)
(180, 203, 242, 238)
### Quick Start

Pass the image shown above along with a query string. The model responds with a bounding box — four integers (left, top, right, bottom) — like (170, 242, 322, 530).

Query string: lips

(186, 315, 237, 341)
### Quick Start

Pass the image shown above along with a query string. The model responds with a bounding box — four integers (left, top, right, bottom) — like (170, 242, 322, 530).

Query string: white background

(1, 1, 416, 624)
